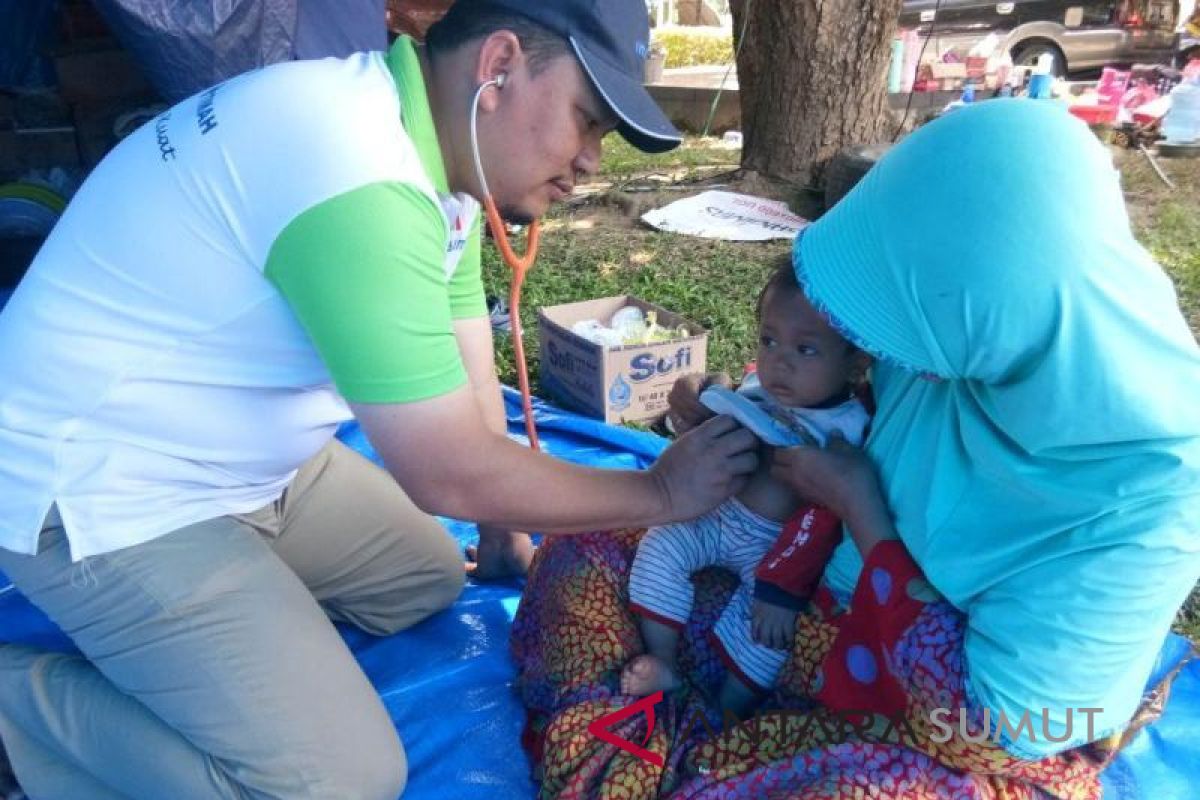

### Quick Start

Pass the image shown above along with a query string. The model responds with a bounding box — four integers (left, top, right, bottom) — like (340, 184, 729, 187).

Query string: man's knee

(314, 729, 407, 800)
(413, 530, 464, 615)
(353, 736, 407, 800)
(428, 539, 466, 610)
(412, 534, 465, 619)
(351, 533, 464, 637)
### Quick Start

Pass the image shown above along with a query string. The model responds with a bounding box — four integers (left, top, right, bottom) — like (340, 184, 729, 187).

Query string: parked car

(899, 0, 1180, 76)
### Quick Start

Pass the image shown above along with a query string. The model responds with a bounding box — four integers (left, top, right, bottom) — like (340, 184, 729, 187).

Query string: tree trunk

(731, 0, 901, 188)
(678, 0, 722, 26)
(387, 0, 454, 39)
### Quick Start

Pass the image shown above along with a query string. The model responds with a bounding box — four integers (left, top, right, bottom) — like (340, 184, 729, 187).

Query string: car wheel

(824, 144, 892, 211)
(1011, 41, 1067, 78)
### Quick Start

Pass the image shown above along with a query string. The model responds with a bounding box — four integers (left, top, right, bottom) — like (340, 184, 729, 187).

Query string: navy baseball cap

(472, 0, 683, 153)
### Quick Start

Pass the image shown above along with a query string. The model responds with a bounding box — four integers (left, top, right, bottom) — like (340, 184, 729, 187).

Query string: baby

(623, 258, 871, 714)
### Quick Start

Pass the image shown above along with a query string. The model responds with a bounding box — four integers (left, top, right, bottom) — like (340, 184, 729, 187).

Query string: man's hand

(752, 599, 798, 651)
(351, 387, 754, 535)
(666, 372, 734, 435)
(649, 414, 758, 523)
(465, 526, 535, 580)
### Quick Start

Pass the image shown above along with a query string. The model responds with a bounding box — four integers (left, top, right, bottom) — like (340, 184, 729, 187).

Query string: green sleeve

(264, 181, 467, 404)
(448, 213, 487, 320)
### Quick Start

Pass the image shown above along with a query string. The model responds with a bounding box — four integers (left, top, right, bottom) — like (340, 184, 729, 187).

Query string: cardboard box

(930, 62, 968, 80)
(538, 295, 708, 425)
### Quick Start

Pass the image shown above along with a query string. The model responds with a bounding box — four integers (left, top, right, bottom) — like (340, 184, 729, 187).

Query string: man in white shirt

(0, 2, 757, 797)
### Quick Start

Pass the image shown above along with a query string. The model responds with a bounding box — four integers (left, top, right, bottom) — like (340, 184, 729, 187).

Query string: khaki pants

(0, 439, 464, 800)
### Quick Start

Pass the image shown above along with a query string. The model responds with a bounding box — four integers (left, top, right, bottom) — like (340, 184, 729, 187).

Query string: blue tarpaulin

(0, 387, 1197, 798)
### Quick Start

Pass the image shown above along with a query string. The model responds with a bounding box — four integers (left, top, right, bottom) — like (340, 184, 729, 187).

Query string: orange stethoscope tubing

(470, 75, 542, 451)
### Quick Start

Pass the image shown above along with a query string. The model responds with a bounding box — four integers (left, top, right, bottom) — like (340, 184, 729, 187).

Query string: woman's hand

(770, 433, 898, 557)
(665, 372, 734, 435)
(769, 432, 876, 517)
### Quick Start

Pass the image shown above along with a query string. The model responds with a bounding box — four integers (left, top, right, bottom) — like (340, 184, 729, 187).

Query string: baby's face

(755, 285, 863, 408)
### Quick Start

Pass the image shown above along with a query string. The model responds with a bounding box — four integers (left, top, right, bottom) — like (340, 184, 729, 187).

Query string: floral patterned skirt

(511, 529, 1118, 800)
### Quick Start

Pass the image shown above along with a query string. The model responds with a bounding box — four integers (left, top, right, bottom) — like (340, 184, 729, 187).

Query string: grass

(595, 134, 741, 182)
(1120, 149, 1200, 332)
(481, 134, 1200, 641)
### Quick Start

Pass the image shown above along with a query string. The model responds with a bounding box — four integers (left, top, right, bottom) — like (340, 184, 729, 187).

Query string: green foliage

(651, 27, 734, 68)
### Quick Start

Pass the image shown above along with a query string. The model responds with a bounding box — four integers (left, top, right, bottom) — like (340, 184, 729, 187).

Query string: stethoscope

(470, 74, 543, 451)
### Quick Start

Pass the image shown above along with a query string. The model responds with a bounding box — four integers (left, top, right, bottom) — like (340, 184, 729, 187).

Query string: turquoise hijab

(799, 100, 1200, 758)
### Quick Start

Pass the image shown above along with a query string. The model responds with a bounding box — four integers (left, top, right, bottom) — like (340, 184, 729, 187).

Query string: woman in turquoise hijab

(513, 99, 1200, 798)
(784, 96, 1200, 760)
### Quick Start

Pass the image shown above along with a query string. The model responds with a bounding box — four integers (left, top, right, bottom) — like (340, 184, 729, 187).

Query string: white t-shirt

(0, 41, 481, 560)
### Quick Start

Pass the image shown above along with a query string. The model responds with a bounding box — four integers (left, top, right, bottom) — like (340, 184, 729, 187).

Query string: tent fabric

(0, 0, 58, 90)
(294, 0, 387, 60)
(0, 387, 1196, 798)
(91, 0, 387, 102)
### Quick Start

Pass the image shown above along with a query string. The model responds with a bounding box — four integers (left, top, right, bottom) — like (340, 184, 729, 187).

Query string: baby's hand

(751, 599, 798, 651)
(666, 372, 734, 435)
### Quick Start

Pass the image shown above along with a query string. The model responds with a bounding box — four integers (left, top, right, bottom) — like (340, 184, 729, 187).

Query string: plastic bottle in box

(1027, 52, 1055, 99)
